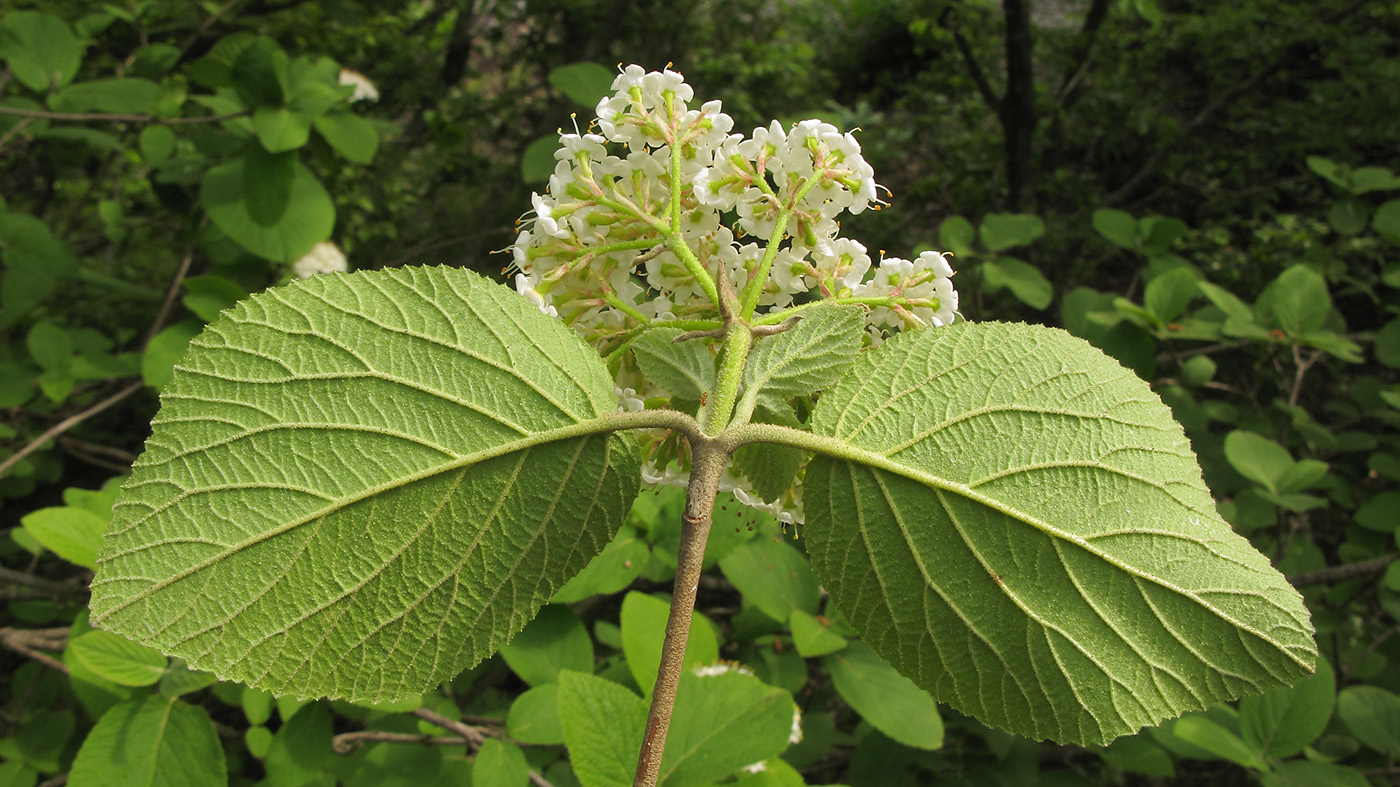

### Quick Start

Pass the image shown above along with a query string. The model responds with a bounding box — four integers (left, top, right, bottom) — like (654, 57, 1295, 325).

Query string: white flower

(291, 241, 349, 277)
(742, 762, 767, 774)
(616, 386, 645, 412)
(514, 272, 557, 318)
(789, 705, 803, 744)
(338, 69, 379, 103)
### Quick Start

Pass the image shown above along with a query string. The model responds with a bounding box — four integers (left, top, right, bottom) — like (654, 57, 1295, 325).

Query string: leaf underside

(90, 267, 640, 703)
(804, 321, 1315, 746)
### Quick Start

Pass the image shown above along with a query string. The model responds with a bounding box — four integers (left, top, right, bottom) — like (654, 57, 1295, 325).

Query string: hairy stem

(632, 437, 729, 787)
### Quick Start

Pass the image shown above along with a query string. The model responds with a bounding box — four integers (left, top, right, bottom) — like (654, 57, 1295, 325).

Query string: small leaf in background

(660, 668, 796, 787)
(0, 708, 73, 774)
(1374, 318, 1400, 368)
(246, 726, 274, 759)
(157, 660, 219, 698)
(200, 153, 334, 262)
(313, 112, 379, 164)
(1092, 208, 1138, 249)
(1306, 156, 1350, 190)
(978, 213, 1044, 252)
(48, 78, 160, 115)
(938, 215, 976, 257)
(558, 670, 648, 787)
(20, 505, 106, 569)
(1327, 199, 1368, 235)
(789, 610, 847, 658)
(632, 326, 716, 403)
(521, 134, 560, 184)
(1224, 430, 1294, 493)
(68, 697, 225, 787)
(718, 537, 820, 622)
(1179, 355, 1217, 388)
(1141, 216, 1187, 254)
(1373, 199, 1400, 240)
(1257, 265, 1330, 337)
(242, 688, 275, 726)
(507, 684, 565, 745)
(1239, 656, 1334, 758)
(140, 319, 202, 388)
(231, 36, 289, 106)
(552, 524, 649, 603)
(548, 62, 616, 107)
(1170, 715, 1266, 770)
(67, 630, 168, 687)
(1348, 166, 1400, 194)
(741, 304, 863, 404)
(733, 758, 807, 786)
(621, 591, 718, 695)
(1262, 760, 1371, 787)
(1096, 733, 1174, 778)
(266, 704, 333, 787)
(182, 273, 250, 322)
(0, 12, 82, 92)
(500, 605, 594, 686)
(26, 321, 72, 372)
(473, 738, 530, 787)
(254, 105, 313, 152)
(1352, 491, 1400, 532)
(1143, 266, 1200, 325)
(1338, 685, 1400, 756)
(824, 641, 942, 751)
(982, 257, 1052, 309)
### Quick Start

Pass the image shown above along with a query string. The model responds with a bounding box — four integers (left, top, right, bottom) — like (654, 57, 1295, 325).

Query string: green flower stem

(632, 435, 728, 787)
(702, 323, 752, 435)
(604, 292, 650, 324)
(738, 175, 826, 319)
(749, 295, 900, 327)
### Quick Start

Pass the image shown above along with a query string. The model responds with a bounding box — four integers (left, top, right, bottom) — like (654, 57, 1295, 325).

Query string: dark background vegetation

(2, 1, 1399, 785)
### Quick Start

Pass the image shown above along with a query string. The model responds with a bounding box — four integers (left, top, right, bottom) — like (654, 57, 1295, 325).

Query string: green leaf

(67, 697, 226, 787)
(1373, 199, 1400, 240)
(231, 37, 289, 106)
(1224, 430, 1293, 493)
(200, 152, 334, 261)
(1198, 281, 1266, 339)
(243, 688, 274, 726)
(978, 213, 1044, 252)
(1097, 733, 1174, 777)
(265, 704, 333, 787)
(246, 726, 274, 759)
(1092, 209, 1138, 249)
(254, 106, 313, 152)
(632, 327, 715, 402)
(26, 321, 72, 371)
(141, 320, 202, 389)
(548, 62, 615, 107)
(1306, 156, 1350, 190)
(89, 268, 641, 704)
(1327, 199, 1368, 235)
(157, 660, 218, 698)
(507, 684, 565, 745)
(49, 78, 160, 114)
(501, 605, 593, 686)
(981, 257, 1052, 310)
(1171, 715, 1266, 770)
(0, 12, 82, 92)
(1239, 656, 1334, 758)
(1141, 217, 1187, 254)
(522, 135, 559, 184)
(1257, 266, 1330, 337)
(789, 609, 847, 657)
(1262, 761, 1371, 787)
(67, 630, 168, 687)
(1349, 166, 1400, 194)
(1356, 492, 1400, 532)
(718, 537, 820, 622)
(732, 402, 805, 501)
(824, 641, 942, 750)
(1276, 459, 1327, 494)
(1375, 318, 1400, 368)
(660, 668, 797, 787)
(313, 112, 379, 164)
(20, 506, 106, 569)
(552, 524, 648, 603)
(741, 304, 863, 405)
(620, 591, 718, 696)
(474, 739, 529, 787)
(36, 126, 126, 152)
(558, 671, 648, 787)
(138, 126, 175, 164)
(802, 321, 1316, 746)
(1337, 686, 1400, 757)
(938, 216, 976, 257)
(1143, 267, 1200, 325)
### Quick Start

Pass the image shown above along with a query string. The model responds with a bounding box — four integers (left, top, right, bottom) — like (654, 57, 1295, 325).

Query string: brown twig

(410, 707, 554, 787)
(0, 567, 89, 601)
(0, 627, 70, 674)
(0, 106, 251, 125)
(939, 8, 1001, 113)
(332, 731, 469, 755)
(1289, 554, 1397, 587)
(0, 382, 144, 479)
(145, 250, 197, 346)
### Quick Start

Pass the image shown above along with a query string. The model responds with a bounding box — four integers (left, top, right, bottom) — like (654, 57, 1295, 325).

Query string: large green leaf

(67, 696, 226, 787)
(740, 304, 863, 405)
(801, 321, 1315, 745)
(89, 268, 640, 703)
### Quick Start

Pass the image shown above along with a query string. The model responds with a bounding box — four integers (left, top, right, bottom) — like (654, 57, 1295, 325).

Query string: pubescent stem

(632, 437, 729, 787)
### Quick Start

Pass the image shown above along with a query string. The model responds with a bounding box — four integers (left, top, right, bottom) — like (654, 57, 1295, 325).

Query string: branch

(0, 627, 70, 674)
(1289, 554, 1397, 587)
(332, 731, 469, 755)
(0, 106, 251, 125)
(939, 7, 1001, 113)
(0, 381, 144, 479)
(1055, 0, 1113, 108)
(145, 250, 196, 346)
(409, 707, 554, 787)
(0, 567, 89, 601)
(1106, 0, 1377, 205)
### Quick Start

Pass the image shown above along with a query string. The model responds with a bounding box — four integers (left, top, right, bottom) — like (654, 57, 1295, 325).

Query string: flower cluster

(510, 65, 960, 523)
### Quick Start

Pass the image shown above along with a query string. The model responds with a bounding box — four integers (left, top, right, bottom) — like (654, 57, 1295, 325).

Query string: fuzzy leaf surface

(803, 321, 1315, 745)
(90, 267, 640, 703)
